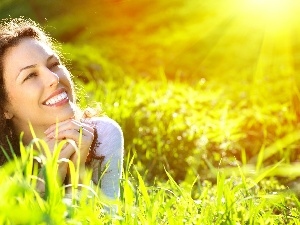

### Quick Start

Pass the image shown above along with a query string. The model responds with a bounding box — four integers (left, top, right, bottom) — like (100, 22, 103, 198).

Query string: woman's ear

(4, 111, 13, 119)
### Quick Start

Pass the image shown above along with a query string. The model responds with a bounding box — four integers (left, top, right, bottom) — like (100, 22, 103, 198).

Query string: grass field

(1, 0, 300, 223)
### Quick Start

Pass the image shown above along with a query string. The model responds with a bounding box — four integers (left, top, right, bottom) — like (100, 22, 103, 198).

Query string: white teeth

(45, 92, 68, 105)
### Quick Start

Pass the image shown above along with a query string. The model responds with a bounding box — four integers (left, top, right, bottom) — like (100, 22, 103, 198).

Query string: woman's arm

(87, 117, 124, 199)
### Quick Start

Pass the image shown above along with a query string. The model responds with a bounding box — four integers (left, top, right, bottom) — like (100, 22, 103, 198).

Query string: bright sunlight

(218, 0, 300, 84)
(237, 0, 298, 31)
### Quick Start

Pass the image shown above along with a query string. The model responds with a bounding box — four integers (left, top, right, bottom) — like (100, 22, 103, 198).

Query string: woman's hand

(36, 136, 78, 195)
(44, 119, 95, 182)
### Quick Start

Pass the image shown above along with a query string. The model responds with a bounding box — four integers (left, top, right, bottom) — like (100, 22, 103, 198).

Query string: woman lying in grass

(0, 17, 124, 202)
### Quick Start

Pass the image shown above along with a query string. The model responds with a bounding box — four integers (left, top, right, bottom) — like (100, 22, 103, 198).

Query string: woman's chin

(60, 105, 81, 121)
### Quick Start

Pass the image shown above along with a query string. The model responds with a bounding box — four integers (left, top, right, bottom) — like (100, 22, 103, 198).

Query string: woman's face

(3, 37, 76, 135)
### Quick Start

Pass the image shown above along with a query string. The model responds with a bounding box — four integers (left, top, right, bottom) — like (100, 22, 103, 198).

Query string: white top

(86, 116, 124, 199)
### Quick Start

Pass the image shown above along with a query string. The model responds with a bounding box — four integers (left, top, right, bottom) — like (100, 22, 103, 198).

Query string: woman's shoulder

(87, 116, 121, 129)
(84, 116, 123, 139)
(85, 116, 124, 156)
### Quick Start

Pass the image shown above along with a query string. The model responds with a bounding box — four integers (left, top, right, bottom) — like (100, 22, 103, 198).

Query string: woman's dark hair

(0, 17, 56, 165)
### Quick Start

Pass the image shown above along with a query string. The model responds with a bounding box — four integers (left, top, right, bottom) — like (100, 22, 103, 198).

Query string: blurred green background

(2, 0, 300, 185)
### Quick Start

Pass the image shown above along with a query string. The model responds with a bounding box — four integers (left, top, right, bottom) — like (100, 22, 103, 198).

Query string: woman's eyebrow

(47, 54, 59, 62)
(16, 64, 37, 81)
(19, 64, 37, 73)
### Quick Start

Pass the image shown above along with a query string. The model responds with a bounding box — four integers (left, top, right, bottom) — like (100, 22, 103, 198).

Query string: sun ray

(231, 0, 299, 83)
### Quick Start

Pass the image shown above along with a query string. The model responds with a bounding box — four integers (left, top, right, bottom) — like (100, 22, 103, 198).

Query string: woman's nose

(43, 67, 59, 87)
(49, 73, 59, 87)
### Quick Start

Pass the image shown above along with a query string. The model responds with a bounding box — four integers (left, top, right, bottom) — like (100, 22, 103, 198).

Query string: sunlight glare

(239, 0, 297, 30)
(236, 0, 299, 86)
(248, 0, 290, 17)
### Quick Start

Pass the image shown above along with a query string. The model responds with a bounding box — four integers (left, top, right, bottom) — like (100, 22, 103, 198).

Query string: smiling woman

(3, 38, 78, 143)
(0, 17, 124, 208)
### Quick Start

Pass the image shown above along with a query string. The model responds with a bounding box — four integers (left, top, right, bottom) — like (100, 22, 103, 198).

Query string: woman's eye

(50, 61, 60, 69)
(23, 72, 37, 82)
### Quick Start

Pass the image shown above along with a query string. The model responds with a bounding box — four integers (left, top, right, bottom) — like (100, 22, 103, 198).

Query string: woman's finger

(45, 119, 94, 139)
(44, 119, 79, 136)
(43, 138, 76, 159)
(52, 128, 94, 144)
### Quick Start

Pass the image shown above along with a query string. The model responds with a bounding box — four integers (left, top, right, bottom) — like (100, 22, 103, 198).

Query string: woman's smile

(43, 88, 69, 107)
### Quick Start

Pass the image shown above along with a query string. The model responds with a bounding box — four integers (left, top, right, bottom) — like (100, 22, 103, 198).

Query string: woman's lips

(44, 91, 68, 106)
(43, 88, 69, 106)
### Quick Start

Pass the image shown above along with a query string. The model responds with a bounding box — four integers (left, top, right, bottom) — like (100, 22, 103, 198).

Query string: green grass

(75, 74, 300, 182)
(1, 74, 300, 224)
(1, 144, 300, 224)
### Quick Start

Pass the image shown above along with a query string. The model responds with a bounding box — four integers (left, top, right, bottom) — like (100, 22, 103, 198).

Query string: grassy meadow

(1, 0, 300, 223)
